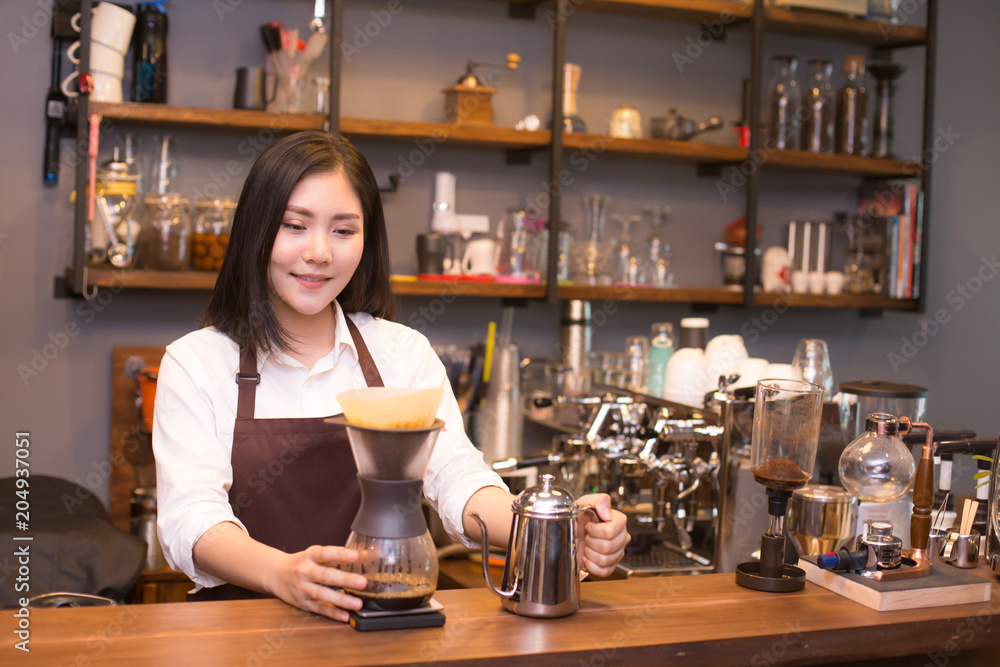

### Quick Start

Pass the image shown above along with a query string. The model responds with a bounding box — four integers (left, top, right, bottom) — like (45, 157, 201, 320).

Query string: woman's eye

(280, 221, 305, 231)
(335, 228, 357, 237)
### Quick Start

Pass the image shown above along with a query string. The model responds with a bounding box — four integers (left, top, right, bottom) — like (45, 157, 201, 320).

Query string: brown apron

(190, 316, 383, 601)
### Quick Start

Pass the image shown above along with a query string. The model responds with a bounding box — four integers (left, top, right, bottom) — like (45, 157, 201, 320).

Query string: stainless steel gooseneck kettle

(469, 474, 597, 618)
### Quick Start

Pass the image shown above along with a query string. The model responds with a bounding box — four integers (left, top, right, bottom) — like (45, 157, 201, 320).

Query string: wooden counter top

(5, 571, 999, 665)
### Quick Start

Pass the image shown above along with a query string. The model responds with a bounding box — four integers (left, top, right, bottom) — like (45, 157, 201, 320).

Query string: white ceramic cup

(461, 238, 498, 276)
(71, 2, 136, 55)
(61, 70, 123, 102)
(66, 40, 125, 78)
(791, 269, 810, 294)
(808, 270, 826, 295)
(825, 271, 845, 295)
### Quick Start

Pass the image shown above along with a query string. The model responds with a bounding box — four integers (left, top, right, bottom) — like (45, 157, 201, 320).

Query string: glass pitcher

(571, 194, 613, 285)
(495, 208, 534, 280)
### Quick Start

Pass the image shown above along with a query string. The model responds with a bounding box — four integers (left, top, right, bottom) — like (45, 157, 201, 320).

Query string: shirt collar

(256, 301, 358, 371)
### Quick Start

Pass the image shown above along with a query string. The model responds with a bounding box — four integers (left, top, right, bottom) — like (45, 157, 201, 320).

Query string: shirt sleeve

(153, 340, 246, 590)
(384, 325, 509, 548)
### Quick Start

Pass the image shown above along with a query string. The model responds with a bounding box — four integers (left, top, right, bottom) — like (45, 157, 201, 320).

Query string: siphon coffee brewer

(328, 387, 447, 630)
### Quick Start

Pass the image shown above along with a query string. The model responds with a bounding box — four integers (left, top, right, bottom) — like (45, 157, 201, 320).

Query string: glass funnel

(750, 378, 824, 493)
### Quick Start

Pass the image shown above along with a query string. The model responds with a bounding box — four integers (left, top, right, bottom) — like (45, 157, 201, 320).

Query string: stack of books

(857, 180, 923, 299)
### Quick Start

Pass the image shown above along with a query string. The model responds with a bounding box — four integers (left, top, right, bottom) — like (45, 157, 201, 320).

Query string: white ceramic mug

(71, 2, 136, 55)
(462, 238, 498, 276)
(61, 70, 123, 102)
(66, 40, 125, 78)
(825, 271, 845, 295)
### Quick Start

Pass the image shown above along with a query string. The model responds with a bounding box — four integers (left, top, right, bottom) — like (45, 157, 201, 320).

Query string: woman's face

(268, 170, 364, 326)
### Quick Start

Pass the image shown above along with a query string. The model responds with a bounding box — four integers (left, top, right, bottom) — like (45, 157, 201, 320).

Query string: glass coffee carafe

(333, 416, 444, 612)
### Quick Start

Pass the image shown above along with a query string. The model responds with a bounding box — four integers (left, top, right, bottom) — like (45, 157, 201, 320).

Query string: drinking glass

(624, 336, 649, 393)
(791, 339, 833, 400)
(571, 194, 614, 285)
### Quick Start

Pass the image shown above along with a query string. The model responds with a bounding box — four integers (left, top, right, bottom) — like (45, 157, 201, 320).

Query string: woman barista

(153, 131, 629, 623)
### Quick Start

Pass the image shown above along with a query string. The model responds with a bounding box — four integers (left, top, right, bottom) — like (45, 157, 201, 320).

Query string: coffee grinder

(327, 388, 447, 631)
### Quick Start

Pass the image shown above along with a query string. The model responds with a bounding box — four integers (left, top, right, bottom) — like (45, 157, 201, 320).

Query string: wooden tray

(799, 558, 993, 612)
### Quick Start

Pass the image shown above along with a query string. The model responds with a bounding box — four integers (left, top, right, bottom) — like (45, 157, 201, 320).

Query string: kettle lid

(512, 473, 578, 518)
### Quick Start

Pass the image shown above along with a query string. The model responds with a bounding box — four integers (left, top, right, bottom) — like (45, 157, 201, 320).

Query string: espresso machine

(988, 436, 1000, 573)
(500, 387, 725, 576)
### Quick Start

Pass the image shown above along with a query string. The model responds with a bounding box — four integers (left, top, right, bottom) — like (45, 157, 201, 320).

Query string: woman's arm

(192, 522, 368, 623)
(461, 487, 631, 578)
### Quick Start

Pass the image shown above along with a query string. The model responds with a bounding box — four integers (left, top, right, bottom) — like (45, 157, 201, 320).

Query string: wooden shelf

(90, 103, 550, 150)
(754, 290, 919, 310)
(340, 118, 550, 150)
(557, 284, 745, 304)
(80, 268, 547, 299)
(563, 133, 747, 163)
(766, 149, 918, 177)
(576, 0, 752, 22)
(391, 277, 547, 298)
(90, 102, 327, 132)
(764, 7, 926, 48)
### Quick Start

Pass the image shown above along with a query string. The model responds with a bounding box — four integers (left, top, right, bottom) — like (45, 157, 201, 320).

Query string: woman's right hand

(269, 545, 368, 623)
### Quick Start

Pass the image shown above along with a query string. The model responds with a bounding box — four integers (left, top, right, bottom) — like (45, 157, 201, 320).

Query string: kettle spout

(467, 512, 516, 599)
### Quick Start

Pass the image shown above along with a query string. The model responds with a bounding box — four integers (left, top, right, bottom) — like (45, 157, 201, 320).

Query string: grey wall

(1, 0, 997, 506)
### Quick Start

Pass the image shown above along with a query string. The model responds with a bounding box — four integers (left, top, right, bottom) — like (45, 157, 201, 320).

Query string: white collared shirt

(153, 301, 506, 590)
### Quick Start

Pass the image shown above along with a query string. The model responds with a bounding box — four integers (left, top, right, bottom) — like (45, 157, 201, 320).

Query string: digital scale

(348, 598, 445, 632)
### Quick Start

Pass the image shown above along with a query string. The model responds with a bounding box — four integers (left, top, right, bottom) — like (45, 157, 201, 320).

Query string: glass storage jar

(191, 197, 236, 271)
(141, 193, 191, 271)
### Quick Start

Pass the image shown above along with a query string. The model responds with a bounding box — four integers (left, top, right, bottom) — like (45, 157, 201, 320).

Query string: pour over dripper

(736, 378, 824, 593)
(327, 413, 444, 612)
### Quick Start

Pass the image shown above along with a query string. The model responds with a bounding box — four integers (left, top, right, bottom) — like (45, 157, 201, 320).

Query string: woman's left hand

(576, 493, 630, 578)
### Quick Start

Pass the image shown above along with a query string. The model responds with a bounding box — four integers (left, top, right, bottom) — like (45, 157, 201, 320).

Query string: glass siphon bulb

(838, 413, 915, 502)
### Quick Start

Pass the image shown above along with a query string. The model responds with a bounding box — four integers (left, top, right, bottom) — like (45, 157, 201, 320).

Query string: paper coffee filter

(337, 387, 444, 429)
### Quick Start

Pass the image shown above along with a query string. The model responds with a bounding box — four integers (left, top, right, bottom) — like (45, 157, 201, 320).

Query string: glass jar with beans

(191, 198, 236, 272)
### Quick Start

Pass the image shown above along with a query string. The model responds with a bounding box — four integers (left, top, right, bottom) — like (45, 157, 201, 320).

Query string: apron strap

(236, 312, 385, 419)
(345, 315, 384, 388)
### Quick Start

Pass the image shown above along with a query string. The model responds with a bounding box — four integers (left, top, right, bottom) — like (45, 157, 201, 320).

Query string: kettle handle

(577, 505, 604, 581)
(467, 512, 517, 599)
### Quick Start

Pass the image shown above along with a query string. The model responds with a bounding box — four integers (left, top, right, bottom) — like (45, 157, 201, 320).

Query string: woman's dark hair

(204, 131, 396, 356)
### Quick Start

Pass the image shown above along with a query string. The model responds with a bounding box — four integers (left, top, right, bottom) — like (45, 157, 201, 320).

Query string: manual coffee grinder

(736, 379, 825, 592)
(327, 388, 447, 631)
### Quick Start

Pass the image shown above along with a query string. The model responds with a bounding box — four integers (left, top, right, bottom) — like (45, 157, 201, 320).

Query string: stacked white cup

(60, 3, 136, 103)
